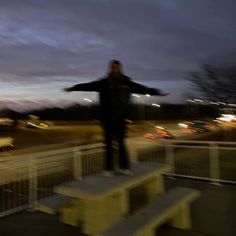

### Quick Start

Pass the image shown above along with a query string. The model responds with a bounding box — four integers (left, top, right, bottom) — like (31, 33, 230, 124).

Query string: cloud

(0, 0, 235, 109)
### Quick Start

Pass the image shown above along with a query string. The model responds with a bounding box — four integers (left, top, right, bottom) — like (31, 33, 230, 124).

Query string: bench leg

(138, 227, 156, 236)
(146, 174, 164, 202)
(59, 206, 80, 227)
(82, 189, 129, 235)
(169, 204, 192, 230)
(59, 200, 85, 227)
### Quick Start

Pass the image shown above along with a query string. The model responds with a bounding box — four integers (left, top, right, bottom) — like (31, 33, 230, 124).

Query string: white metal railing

(134, 140, 236, 185)
(0, 143, 105, 217)
(0, 140, 236, 217)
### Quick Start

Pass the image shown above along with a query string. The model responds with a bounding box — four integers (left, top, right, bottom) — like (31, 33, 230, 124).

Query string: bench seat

(100, 187, 200, 236)
(35, 194, 74, 214)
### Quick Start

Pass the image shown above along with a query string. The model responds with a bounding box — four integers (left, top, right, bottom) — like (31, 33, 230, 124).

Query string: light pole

(152, 103, 161, 120)
(132, 94, 153, 120)
(132, 94, 143, 120)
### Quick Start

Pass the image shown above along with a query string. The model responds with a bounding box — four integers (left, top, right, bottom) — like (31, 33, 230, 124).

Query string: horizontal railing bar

(170, 145, 236, 150)
(165, 173, 236, 185)
(81, 149, 105, 155)
(0, 205, 29, 218)
(0, 143, 105, 161)
(159, 140, 236, 145)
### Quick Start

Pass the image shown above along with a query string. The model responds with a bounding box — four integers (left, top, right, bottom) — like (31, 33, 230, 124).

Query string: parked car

(24, 115, 50, 129)
(0, 137, 14, 151)
(178, 120, 217, 134)
(0, 118, 16, 130)
(144, 125, 175, 139)
(26, 121, 49, 129)
(216, 114, 236, 125)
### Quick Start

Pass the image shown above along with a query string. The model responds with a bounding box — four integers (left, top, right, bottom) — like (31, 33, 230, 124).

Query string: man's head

(109, 60, 123, 76)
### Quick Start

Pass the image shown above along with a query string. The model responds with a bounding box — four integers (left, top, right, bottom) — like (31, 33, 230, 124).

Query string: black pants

(103, 120, 130, 171)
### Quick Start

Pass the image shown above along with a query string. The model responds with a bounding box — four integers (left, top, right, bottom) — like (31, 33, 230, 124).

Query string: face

(110, 63, 121, 75)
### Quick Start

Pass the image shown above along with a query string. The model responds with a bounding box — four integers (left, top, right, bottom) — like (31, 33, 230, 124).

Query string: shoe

(102, 170, 114, 177)
(118, 169, 134, 176)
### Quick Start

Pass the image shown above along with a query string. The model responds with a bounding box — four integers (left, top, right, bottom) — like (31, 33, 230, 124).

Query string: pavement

(165, 177, 236, 236)
(0, 212, 210, 236)
(1, 177, 235, 236)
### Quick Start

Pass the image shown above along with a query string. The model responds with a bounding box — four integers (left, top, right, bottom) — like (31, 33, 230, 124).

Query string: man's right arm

(64, 79, 103, 92)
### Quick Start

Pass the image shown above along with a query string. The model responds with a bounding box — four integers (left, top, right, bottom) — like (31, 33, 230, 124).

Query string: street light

(210, 102, 219, 105)
(228, 104, 236, 107)
(132, 94, 141, 98)
(83, 98, 93, 103)
(194, 99, 204, 103)
(218, 102, 226, 106)
(152, 103, 161, 108)
(186, 99, 195, 103)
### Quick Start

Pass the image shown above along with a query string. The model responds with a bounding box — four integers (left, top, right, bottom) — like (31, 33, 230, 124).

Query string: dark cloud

(0, 0, 235, 109)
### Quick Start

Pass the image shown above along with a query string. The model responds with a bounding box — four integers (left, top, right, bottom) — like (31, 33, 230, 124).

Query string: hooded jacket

(70, 74, 162, 124)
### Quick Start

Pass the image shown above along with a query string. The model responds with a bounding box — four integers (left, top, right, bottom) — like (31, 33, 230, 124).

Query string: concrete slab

(55, 162, 170, 199)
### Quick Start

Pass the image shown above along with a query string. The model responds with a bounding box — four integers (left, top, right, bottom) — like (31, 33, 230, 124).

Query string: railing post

(209, 143, 221, 185)
(165, 142, 175, 173)
(127, 139, 139, 163)
(28, 155, 38, 207)
(73, 147, 82, 180)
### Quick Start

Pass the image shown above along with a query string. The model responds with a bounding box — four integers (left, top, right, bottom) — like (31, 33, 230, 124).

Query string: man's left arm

(127, 79, 168, 96)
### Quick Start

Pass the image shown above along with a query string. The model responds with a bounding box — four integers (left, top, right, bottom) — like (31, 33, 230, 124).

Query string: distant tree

(190, 64, 236, 103)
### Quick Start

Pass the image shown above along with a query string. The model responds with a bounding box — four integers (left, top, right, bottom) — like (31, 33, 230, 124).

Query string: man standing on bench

(64, 60, 168, 177)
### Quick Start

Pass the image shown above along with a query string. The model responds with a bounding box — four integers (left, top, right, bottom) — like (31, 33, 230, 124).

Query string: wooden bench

(54, 163, 170, 235)
(99, 187, 200, 236)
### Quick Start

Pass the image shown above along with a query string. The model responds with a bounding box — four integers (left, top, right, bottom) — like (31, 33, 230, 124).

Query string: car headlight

(178, 123, 188, 128)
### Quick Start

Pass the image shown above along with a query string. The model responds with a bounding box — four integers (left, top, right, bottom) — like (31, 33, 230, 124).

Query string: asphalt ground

(0, 177, 234, 236)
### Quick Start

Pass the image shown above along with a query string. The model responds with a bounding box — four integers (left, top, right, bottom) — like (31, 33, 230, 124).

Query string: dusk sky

(0, 0, 236, 111)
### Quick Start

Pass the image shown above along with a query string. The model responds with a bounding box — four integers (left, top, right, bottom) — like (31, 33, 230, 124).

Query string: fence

(135, 140, 236, 185)
(0, 140, 236, 217)
(0, 143, 105, 217)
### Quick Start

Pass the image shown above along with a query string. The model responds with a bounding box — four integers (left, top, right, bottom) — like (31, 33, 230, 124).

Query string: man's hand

(63, 87, 73, 92)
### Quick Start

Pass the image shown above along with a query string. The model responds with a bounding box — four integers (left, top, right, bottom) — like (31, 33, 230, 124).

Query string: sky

(0, 0, 236, 111)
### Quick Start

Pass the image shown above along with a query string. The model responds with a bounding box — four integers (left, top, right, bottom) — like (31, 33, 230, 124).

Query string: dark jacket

(70, 74, 162, 124)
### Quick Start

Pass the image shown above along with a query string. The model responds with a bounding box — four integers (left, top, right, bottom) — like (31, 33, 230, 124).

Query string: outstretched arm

(127, 80, 168, 96)
(64, 80, 103, 92)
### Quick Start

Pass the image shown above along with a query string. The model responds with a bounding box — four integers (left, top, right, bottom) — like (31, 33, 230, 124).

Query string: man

(64, 60, 168, 176)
